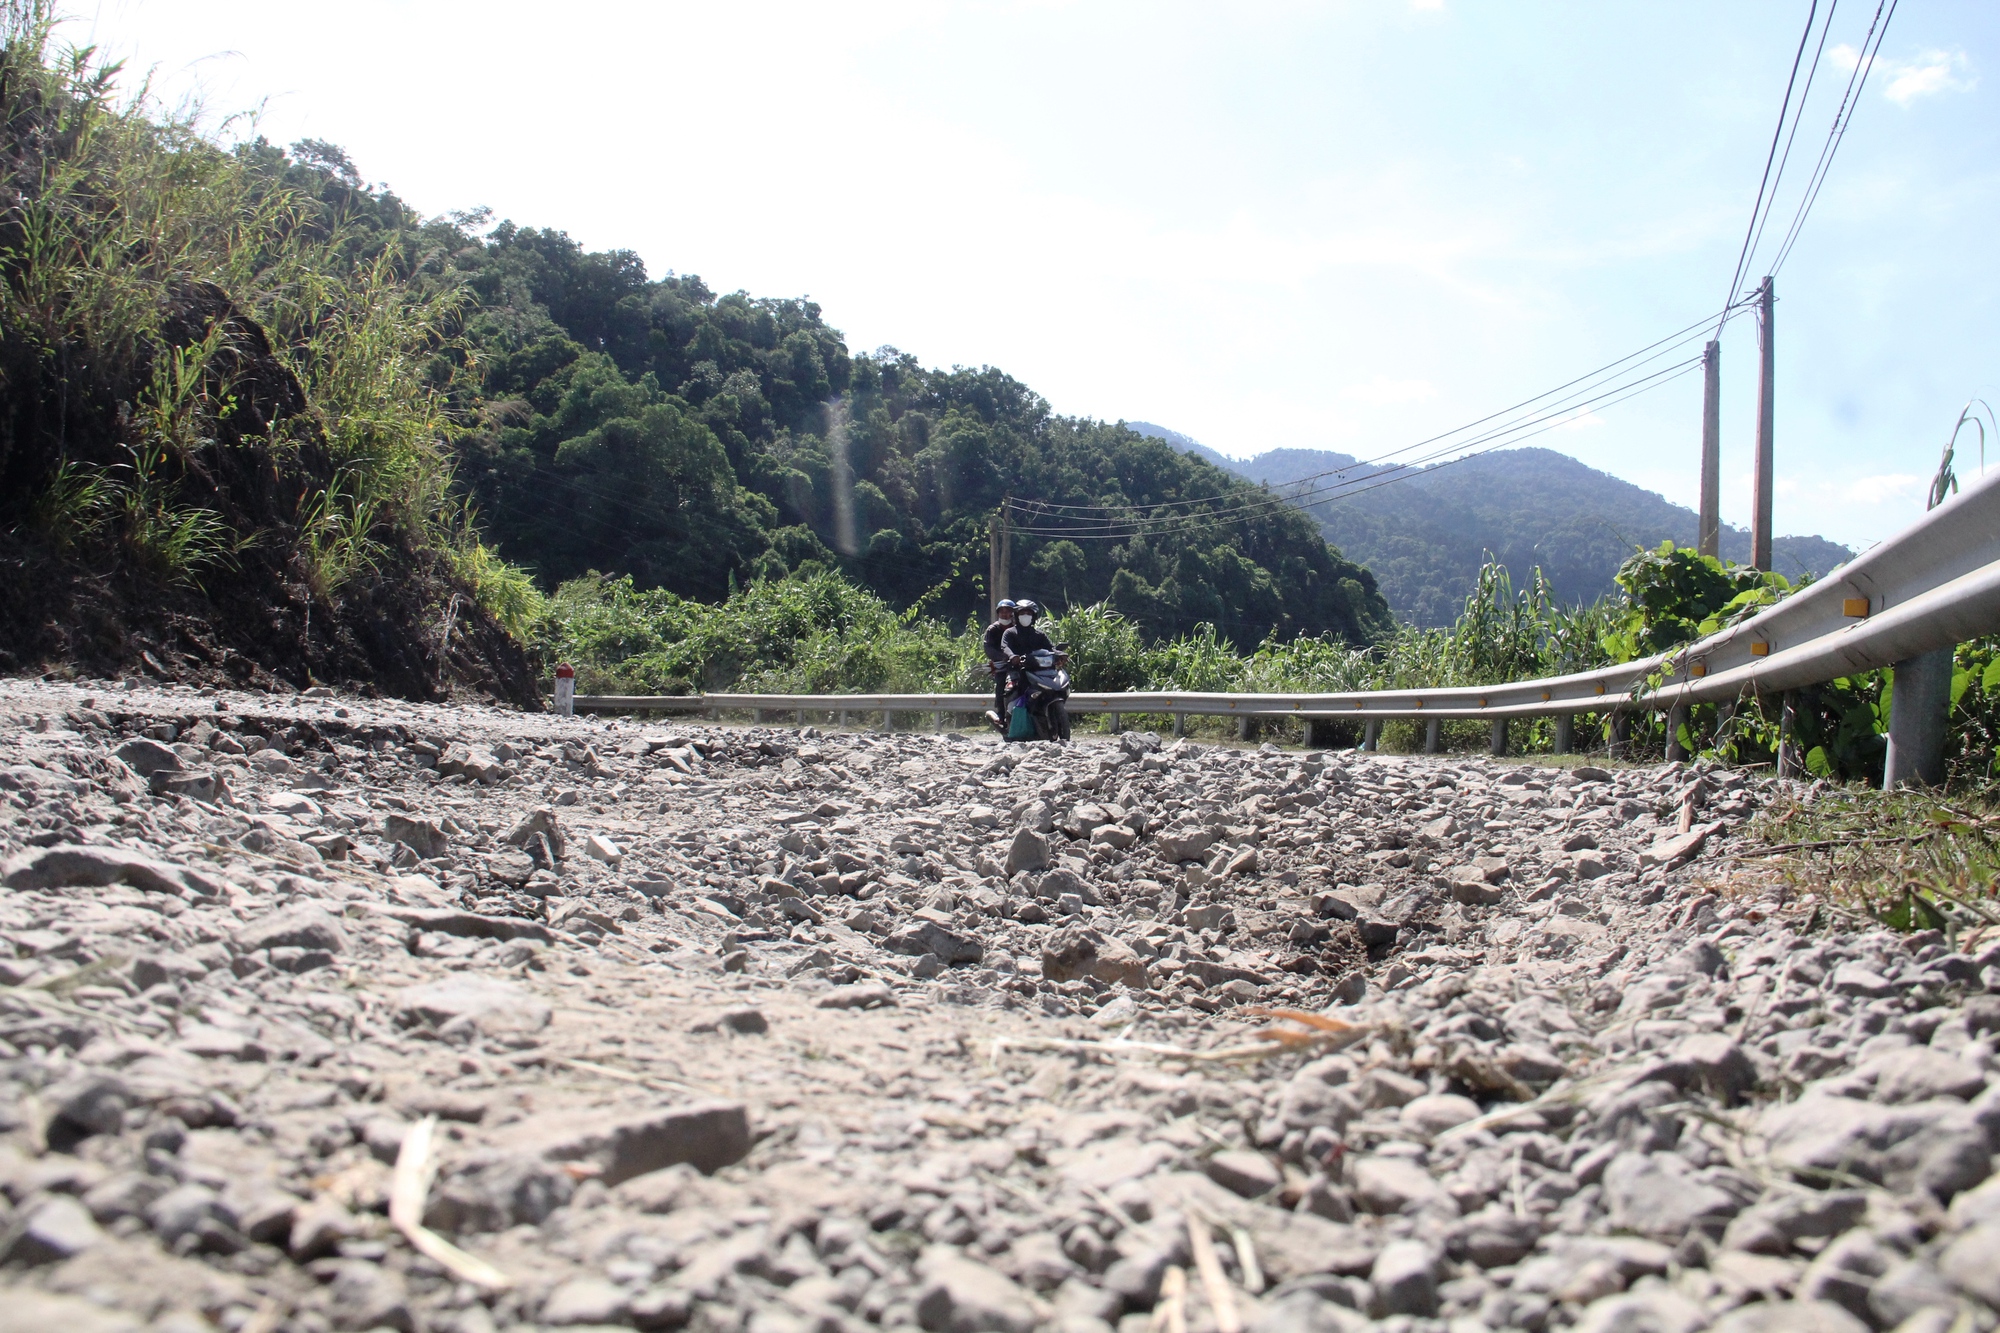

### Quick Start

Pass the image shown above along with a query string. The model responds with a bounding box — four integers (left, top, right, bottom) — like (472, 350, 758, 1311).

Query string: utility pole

(1698, 340, 1721, 559)
(988, 501, 1011, 613)
(1750, 277, 1775, 572)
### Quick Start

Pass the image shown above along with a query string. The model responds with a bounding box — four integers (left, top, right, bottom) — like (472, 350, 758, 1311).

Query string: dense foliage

(426, 229, 1393, 648)
(0, 7, 539, 696)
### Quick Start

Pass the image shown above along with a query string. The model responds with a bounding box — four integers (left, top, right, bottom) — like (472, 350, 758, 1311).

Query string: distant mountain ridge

(1125, 423, 1854, 626)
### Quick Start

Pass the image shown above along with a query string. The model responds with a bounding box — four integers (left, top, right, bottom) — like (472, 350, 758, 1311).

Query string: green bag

(1006, 703, 1036, 741)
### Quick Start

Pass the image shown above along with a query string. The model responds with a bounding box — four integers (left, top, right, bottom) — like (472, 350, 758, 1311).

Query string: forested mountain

(426, 224, 1393, 648)
(1128, 426, 1854, 626)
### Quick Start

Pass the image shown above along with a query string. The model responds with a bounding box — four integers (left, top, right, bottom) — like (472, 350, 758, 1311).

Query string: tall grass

(0, 2, 539, 623)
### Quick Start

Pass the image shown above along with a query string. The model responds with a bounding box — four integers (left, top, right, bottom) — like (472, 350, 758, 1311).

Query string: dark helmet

(995, 599, 1017, 614)
(1014, 599, 1042, 621)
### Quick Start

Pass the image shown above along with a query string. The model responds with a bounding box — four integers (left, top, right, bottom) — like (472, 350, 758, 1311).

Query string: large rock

(1859, 1046, 1988, 1103)
(234, 904, 348, 954)
(1369, 1239, 1439, 1318)
(1040, 926, 1149, 987)
(1710, 1302, 1869, 1332)
(885, 919, 984, 965)
(1350, 1155, 1448, 1214)
(394, 977, 552, 1037)
(1, 844, 221, 897)
(1940, 1221, 2000, 1307)
(1569, 1290, 1708, 1333)
(502, 806, 566, 859)
(1760, 1094, 1993, 1197)
(1447, 1206, 1540, 1267)
(113, 737, 182, 776)
(1279, 1066, 1362, 1134)
(915, 1245, 1046, 1333)
(1156, 827, 1216, 862)
(1005, 827, 1049, 876)
(1721, 1189, 1867, 1254)
(436, 742, 507, 783)
(1601, 1151, 1743, 1241)
(1638, 821, 1720, 870)
(0, 1194, 102, 1263)
(382, 812, 448, 859)
(505, 1099, 751, 1184)
(1204, 1149, 1281, 1198)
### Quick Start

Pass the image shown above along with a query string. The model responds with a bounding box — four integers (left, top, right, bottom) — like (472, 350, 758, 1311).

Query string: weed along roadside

(6, 674, 2000, 1330)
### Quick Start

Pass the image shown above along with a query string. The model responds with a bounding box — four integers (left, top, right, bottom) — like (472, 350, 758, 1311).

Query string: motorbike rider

(999, 599, 1056, 682)
(982, 599, 1017, 725)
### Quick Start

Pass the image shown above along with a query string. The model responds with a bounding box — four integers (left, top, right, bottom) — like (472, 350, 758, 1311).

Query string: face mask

(1017, 614, 1035, 628)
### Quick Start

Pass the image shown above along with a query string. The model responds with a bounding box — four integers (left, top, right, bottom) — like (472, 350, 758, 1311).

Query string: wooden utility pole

(1698, 340, 1721, 559)
(1750, 277, 1775, 572)
(988, 501, 1011, 613)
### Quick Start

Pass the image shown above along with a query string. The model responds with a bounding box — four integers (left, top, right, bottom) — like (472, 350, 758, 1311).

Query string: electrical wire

(1010, 301, 1751, 520)
(1001, 313, 1737, 537)
(1004, 355, 1709, 541)
(1718, 0, 1824, 330)
(1770, 0, 1899, 275)
(1742, 0, 1840, 276)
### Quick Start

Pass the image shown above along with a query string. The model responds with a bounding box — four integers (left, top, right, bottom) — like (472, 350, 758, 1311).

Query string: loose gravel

(0, 676, 1993, 1333)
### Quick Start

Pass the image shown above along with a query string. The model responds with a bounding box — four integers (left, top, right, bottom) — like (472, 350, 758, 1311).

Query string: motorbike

(1001, 644, 1071, 744)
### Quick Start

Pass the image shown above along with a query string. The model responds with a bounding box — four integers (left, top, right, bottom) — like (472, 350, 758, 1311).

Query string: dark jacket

(1001, 623, 1054, 660)
(982, 619, 1014, 664)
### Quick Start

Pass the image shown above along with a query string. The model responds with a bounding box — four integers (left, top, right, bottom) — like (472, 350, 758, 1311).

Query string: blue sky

(84, 1, 1998, 551)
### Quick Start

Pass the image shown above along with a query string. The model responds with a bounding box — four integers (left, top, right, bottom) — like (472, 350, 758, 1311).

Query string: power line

(1743, 0, 1840, 276)
(1770, 0, 1899, 275)
(1003, 313, 1739, 538)
(1718, 0, 1824, 330)
(1005, 354, 1709, 542)
(1014, 302, 1751, 522)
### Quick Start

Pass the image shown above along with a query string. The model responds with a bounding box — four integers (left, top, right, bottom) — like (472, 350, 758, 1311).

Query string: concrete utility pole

(988, 502, 1011, 613)
(1699, 340, 1721, 559)
(1750, 278, 1775, 572)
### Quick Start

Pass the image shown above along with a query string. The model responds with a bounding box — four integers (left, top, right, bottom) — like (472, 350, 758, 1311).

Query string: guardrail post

(1885, 647, 1954, 788)
(1609, 711, 1630, 757)
(838, 709, 849, 729)
(1173, 713, 1186, 738)
(881, 710, 894, 732)
(1553, 714, 1572, 755)
(1665, 705, 1689, 762)
(1361, 719, 1380, 752)
(1424, 718, 1441, 754)
(1489, 718, 1507, 757)
(795, 709, 805, 728)
(1238, 716, 1252, 743)
(1109, 711, 1122, 733)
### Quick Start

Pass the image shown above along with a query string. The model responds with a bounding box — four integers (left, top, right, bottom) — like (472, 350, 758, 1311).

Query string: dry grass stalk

(1228, 1224, 1264, 1295)
(1150, 1264, 1188, 1333)
(1185, 1212, 1241, 1333)
(989, 1007, 1365, 1070)
(391, 1115, 512, 1290)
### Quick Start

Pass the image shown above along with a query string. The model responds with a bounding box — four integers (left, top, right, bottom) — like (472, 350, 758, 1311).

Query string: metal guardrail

(570, 465, 2000, 769)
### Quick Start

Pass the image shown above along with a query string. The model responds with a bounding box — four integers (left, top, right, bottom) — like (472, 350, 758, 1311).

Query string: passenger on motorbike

(981, 600, 1017, 727)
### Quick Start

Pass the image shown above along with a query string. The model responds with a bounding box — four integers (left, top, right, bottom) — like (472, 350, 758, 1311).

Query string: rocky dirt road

(2, 677, 1997, 1333)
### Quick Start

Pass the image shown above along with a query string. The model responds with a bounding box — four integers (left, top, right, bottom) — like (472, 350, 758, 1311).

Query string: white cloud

(1827, 44, 1977, 106)
(1841, 473, 1927, 505)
